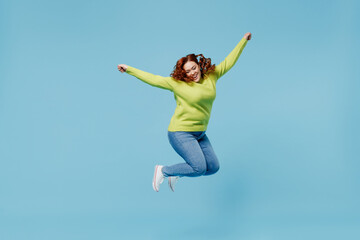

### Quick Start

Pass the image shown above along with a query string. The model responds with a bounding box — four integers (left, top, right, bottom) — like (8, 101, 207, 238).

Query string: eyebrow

(185, 64, 194, 72)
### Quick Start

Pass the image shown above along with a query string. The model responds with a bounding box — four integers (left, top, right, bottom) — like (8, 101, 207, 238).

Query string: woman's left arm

(214, 32, 251, 81)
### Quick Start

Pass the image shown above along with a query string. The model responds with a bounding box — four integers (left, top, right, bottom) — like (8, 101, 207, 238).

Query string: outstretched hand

(117, 64, 128, 73)
(243, 32, 252, 40)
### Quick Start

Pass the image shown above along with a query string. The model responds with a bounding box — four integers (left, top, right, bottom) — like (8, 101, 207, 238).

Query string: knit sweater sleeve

(126, 66, 173, 91)
(214, 38, 248, 81)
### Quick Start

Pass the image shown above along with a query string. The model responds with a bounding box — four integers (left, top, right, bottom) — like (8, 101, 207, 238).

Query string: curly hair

(170, 54, 215, 83)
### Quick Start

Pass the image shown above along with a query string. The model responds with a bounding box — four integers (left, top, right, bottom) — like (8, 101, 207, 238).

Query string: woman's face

(183, 61, 201, 82)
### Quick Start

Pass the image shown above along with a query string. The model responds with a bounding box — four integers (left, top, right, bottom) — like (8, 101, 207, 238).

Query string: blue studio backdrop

(0, 0, 359, 239)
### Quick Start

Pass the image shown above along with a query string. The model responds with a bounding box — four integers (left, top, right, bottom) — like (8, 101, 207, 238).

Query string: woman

(118, 32, 252, 192)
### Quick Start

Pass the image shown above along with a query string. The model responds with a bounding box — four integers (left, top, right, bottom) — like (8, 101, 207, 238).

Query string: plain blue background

(1, 0, 359, 239)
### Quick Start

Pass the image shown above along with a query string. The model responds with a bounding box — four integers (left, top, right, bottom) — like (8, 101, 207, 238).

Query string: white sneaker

(152, 165, 165, 192)
(168, 176, 179, 192)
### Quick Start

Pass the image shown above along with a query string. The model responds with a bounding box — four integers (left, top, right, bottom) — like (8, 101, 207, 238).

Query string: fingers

(244, 32, 252, 40)
(247, 33, 252, 40)
(117, 64, 125, 73)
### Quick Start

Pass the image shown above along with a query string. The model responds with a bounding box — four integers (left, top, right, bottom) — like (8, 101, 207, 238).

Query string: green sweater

(126, 38, 248, 132)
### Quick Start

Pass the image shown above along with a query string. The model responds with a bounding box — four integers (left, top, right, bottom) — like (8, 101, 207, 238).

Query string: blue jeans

(162, 131, 220, 177)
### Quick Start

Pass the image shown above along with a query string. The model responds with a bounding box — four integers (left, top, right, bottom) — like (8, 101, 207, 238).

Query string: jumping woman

(118, 32, 252, 192)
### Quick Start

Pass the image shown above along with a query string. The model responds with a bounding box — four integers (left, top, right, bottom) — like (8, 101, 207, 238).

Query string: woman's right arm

(117, 64, 173, 91)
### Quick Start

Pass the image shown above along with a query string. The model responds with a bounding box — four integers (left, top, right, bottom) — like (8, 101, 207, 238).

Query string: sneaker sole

(169, 177, 174, 192)
(152, 165, 160, 192)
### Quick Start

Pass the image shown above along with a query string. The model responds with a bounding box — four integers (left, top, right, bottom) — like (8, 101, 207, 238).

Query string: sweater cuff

(126, 66, 134, 74)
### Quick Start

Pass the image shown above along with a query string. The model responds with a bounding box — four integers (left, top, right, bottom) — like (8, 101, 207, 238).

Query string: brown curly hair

(170, 54, 215, 83)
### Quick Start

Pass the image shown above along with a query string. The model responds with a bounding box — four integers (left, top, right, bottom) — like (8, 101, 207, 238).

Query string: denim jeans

(162, 131, 220, 177)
